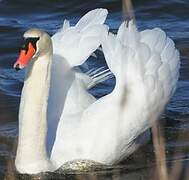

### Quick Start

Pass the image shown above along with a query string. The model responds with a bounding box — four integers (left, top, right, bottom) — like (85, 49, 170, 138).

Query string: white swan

(13, 9, 180, 174)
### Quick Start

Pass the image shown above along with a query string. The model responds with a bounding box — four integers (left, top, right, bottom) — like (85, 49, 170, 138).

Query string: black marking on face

(20, 37, 40, 54)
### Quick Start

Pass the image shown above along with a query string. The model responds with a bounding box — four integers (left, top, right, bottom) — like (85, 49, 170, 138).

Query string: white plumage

(50, 19, 180, 168)
(14, 9, 180, 174)
(52, 9, 108, 67)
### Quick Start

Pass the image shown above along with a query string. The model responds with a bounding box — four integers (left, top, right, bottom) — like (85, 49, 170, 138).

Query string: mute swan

(13, 9, 180, 174)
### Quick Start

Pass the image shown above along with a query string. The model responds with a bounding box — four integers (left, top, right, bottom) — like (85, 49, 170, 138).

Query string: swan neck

(15, 52, 54, 173)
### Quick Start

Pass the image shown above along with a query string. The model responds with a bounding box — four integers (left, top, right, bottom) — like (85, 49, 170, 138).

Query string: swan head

(14, 28, 52, 71)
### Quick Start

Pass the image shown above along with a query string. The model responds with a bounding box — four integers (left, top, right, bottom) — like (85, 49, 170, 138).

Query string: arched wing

(52, 8, 108, 67)
(47, 9, 109, 155)
(101, 21, 180, 160)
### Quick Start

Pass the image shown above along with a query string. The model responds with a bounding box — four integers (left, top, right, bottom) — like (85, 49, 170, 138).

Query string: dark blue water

(0, 0, 189, 179)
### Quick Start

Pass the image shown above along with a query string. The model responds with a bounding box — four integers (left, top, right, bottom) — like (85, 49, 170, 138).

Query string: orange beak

(14, 42, 36, 71)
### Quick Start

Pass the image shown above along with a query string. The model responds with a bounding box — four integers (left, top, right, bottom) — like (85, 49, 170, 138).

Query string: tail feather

(87, 69, 113, 89)
(86, 67, 106, 76)
(75, 66, 113, 90)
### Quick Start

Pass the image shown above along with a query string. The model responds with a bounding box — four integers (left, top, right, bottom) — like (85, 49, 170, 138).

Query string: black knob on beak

(14, 64, 21, 71)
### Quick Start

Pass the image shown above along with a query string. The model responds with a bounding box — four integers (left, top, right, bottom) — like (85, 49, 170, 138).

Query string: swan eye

(20, 37, 40, 54)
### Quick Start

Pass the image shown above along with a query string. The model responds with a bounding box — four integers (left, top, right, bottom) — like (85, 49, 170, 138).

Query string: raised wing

(101, 20, 180, 160)
(49, 20, 180, 167)
(52, 8, 108, 67)
(47, 9, 109, 156)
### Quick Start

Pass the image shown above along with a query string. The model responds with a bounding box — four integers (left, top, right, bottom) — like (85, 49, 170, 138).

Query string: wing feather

(102, 20, 180, 138)
(52, 8, 108, 67)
